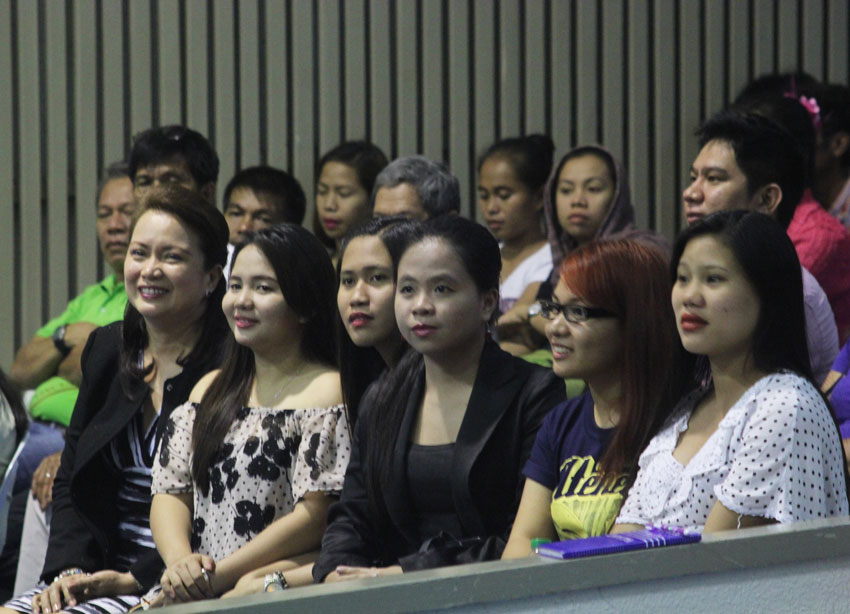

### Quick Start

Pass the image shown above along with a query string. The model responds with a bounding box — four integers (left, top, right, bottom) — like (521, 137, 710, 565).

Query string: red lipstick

(348, 312, 373, 328)
(680, 313, 707, 331)
(412, 324, 437, 338)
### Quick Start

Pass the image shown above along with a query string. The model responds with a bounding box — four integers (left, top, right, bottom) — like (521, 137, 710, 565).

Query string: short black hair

(734, 94, 817, 190)
(697, 110, 804, 229)
(223, 166, 307, 225)
(129, 125, 220, 187)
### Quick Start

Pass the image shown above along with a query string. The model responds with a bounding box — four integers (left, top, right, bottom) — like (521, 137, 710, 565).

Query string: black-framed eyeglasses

(531, 300, 617, 323)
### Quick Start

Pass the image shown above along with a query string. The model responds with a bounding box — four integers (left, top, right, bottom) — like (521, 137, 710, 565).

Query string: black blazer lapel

(73, 382, 143, 476)
(452, 341, 524, 535)
(382, 371, 425, 546)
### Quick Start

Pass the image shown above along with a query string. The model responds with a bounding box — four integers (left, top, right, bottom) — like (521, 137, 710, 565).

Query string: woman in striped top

(1, 186, 230, 614)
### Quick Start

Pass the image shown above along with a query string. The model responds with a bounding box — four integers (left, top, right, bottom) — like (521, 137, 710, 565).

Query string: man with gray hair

(372, 155, 460, 220)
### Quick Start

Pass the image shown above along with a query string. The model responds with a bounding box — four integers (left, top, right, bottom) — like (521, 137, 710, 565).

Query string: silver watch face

(264, 572, 286, 592)
(52, 325, 66, 343)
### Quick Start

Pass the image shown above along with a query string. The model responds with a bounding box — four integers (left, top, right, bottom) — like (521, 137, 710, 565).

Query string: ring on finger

(200, 568, 210, 584)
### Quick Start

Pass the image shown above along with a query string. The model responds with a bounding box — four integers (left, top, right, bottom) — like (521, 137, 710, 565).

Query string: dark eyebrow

(249, 207, 275, 216)
(343, 264, 390, 274)
(250, 274, 279, 283)
(426, 273, 460, 285)
(700, 166, 730, 175)
(229, 274, 279, 285)
(159, 244, 192, 254)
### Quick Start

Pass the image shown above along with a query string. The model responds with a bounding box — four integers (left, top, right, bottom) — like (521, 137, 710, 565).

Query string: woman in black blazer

(2, 187, 229, 614)
(313, 216, 565, 583)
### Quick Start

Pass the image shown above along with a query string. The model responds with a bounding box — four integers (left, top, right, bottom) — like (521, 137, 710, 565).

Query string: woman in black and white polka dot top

(148, 225, 351, 604)
(614, 210, 849, 534)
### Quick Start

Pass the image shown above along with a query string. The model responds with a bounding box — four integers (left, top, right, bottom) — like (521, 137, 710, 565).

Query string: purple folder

(537, 526, 701, 560)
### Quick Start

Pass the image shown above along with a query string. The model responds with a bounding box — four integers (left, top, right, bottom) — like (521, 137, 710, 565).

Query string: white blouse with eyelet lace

(616, 372, 848, 532)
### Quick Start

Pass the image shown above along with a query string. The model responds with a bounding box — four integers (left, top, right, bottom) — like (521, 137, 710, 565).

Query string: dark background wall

(1, 0, 848, 366)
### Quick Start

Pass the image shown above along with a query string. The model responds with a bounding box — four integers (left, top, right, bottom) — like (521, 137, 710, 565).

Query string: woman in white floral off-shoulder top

(148, 225, 351, 606)
(614, 211, 848, 535)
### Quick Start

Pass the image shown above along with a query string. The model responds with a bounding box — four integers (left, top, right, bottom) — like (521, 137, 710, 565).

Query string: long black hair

(672, 210, 850, 500)
(363, 216, 501, 526)
(335, 216, 409, 425)
(670, 209, 812, 381)
(192, 224, 338, 495)
(119, 186, 230, 400)
(0, 369, 27, 446)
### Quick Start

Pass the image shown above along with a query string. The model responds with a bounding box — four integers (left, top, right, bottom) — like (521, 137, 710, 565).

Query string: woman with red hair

(503, 239, 694, 557)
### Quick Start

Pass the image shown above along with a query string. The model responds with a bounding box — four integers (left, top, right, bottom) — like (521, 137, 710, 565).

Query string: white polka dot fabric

(152, 401, 351, 560)
(616, 373, 849, 532)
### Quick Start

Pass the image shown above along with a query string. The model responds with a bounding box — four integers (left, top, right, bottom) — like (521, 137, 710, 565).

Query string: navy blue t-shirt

(523, 391, 629, 539)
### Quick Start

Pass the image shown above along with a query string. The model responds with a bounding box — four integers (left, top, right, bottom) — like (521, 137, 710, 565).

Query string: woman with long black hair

(313, 215, 565, 582)
(615, 211, 848, 533)
(334, 216, 409, 423)
(149, 225, 350, 604)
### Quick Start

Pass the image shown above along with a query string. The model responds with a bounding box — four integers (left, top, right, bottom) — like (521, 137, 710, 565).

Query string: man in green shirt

(3, 131, 221, 593)
(8, 163, 133, 498)
(11, 163, 133, 425)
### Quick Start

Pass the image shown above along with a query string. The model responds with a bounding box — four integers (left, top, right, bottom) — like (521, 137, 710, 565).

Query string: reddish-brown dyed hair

(559, 238, 692, 482)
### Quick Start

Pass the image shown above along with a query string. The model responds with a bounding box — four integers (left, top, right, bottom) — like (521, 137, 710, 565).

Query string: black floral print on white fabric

(151, 401, 351, 561)
(158, 418, 176, 468)
(233, 501, 276, 537)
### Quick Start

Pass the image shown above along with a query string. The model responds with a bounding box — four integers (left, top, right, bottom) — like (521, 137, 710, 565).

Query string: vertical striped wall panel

(1, 0, 849, 367)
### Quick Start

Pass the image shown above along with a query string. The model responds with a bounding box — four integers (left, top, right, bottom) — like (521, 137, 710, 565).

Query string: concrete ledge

(163, 517, 850, 614)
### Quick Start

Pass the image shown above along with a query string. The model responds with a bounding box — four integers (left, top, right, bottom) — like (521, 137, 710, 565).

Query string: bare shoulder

(189, 369, 221, 403)
(302, 368, 343, 408)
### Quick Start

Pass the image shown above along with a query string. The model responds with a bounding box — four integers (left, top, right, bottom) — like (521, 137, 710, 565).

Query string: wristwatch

(527, 302, 543, 319)
(52, 325, 72, 358)
(263, 570, 288, 592)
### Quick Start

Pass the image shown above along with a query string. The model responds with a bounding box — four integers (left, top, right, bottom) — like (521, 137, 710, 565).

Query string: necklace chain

(260, 365, 306, 406)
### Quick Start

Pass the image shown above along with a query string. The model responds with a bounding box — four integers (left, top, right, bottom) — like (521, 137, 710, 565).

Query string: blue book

(537, 526, 701, 560)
